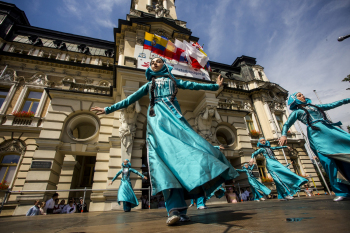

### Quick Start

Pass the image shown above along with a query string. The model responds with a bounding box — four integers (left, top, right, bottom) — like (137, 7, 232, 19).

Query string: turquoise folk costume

(251, 139, 308, 199)
(236, 164, 271, 201)
(282, 93, 350, 198)
(105, 60, 238, 219)
(111, 159, 144, 212)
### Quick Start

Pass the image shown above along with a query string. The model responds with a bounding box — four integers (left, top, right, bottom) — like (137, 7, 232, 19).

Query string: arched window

(0, 154, 20, 184)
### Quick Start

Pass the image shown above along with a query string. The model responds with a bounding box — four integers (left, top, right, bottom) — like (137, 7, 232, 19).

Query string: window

(0, 154, 20, 184)
(256, 160, 266, 179)
(275, 114, 284, 131)
(21, 91, 42, 113)
(0, 87, 9, 109)
(215, 127, 235, 146)
(290, 157, 301, 175)
(258, 71, 263, 80)
(245, 114, 255, 131)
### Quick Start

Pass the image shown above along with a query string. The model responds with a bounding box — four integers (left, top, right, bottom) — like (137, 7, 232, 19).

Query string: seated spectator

(59, 200, 66, 212)
(240, 189, 247, 201)
(304, 184, 315, 197)
(158, 196, 165, 209)
(53, 199, 61, 214)
(45, 193, 59, 214)
(26, 200, 40, 216)
(63, 200, 76, 214)
(226, 188, 238, 203)
(248, 193, 254, 201)
(39, 202, 46, 215)
(150, 198, 158, 209)
(77, 197, 88, 213)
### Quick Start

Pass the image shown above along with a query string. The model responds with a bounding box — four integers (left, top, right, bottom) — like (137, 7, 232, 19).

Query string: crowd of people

(26, 193, 88, 216)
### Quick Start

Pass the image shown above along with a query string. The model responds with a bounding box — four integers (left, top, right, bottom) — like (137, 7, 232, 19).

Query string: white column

(163, 0, 168, 9)
(147, 0, 152, 5)
(263, 102, 278, 138)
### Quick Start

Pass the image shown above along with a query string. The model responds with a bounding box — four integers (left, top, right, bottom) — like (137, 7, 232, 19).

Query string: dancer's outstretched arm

(316, 98, 350, 111)
(91, 83, 149, 115)
(279, 111, 304, 146)
(176, 74, 223, 91)
(271, 146, 289, 151)
(249, 164, 255, 170)
(249, 149, 264, 164)
(109, 169, 123, 185)
(130, 168, 147, 180)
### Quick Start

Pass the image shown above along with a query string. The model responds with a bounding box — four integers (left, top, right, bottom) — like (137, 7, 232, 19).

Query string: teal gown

(111, 164, 144, 212)
(105, 66, 239, 215)
(251, 145, 308, 199)
(236, 164, 271, 201)
(282, 98, 350, 197)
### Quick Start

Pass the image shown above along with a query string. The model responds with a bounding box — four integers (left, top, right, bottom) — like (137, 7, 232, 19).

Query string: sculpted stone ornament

(0, 139, 26, 154)
(195, 106, 222, 142)
(27, 73, 48, 85)
(119, 101, 141, 156)
(243, 102, 252, 111)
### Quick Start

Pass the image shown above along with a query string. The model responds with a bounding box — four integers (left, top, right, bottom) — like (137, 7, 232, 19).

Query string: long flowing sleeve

(130, 168, 145, 178)
(176, 79, 220, 91)
(316, 98, 350, 111)
(251, 149, 264, 158)
(236, 169, 245, 172)
(105, 83, 149, 114)
(281, 110, 303, 136)
(112, 169, 123, 182)
(285, 163, 292, 168)
(214, 146, 220, 150)
(249, 164, 255, 170)
(271, 146, 288, 150)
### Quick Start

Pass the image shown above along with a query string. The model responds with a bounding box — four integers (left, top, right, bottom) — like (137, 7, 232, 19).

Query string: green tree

(343, 74, 350, 90)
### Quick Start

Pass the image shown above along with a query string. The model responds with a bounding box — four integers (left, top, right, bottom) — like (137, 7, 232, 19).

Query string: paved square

(1, 196, 349, 233)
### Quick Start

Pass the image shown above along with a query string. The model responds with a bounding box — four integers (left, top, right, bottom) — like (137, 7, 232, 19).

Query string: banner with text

(137, 57, 210, 81)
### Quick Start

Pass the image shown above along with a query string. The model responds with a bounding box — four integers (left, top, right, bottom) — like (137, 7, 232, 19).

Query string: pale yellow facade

(0, 0, 323, 216)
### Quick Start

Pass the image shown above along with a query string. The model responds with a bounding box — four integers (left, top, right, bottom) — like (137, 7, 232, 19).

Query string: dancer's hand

(108, 181, 113, 186)
(287, 146, 291, 150)
(313, 156, 318, 161)
(219, 145, 225, 150)
(279, 136, 287, 146)
(216, 74, 224, 87)
(249, 158, 254, 165)
(91, 106, 105, 115)
(143, 177, 148, 180)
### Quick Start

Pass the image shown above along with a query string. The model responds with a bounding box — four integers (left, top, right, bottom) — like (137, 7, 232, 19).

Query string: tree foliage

(343, 74, 350, 90)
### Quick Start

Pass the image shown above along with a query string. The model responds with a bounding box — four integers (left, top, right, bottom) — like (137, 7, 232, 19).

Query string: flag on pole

(174, 39, 187, 63)
(152, 34, 168, 56)
(144, 32, 154, 51)
(183, 40, 209, 69)
(164, 40, 176, 60)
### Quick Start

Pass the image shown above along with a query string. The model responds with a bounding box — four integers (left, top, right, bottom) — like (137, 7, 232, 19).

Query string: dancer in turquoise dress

(92, 57, 238, 225)
(250, 138, 308, 200)
(109, 159, 147, 212)
(236, 163, 271, 201)
(279, 92, 350, 201)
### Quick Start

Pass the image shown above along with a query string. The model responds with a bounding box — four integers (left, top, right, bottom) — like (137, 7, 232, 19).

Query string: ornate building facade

(0, 0, 322, 215)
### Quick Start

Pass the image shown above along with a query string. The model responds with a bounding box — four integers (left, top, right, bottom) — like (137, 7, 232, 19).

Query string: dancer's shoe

(166, 211, 180, 226)
(254, 200, 260, 202)
(179, 215, 191, 222)
(188, 204, 194, 208)
(333, 196, 346, 202)
(285, 195, 294, 200)
(279, 198, 287, 201)
(197, 206, 207, 209)
(260, 198, 265, 201)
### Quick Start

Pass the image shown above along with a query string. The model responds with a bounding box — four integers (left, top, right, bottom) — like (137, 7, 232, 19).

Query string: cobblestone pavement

(1, 196, 349, 233)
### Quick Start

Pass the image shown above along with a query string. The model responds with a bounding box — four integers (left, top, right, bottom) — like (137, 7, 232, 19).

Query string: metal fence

(0, 186, 151, 214)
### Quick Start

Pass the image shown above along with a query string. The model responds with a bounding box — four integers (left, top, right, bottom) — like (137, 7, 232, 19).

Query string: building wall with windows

(0, 0, 323, 216)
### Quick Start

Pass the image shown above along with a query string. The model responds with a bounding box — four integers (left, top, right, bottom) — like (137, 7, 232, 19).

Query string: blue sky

(5, 0, 350, 127)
